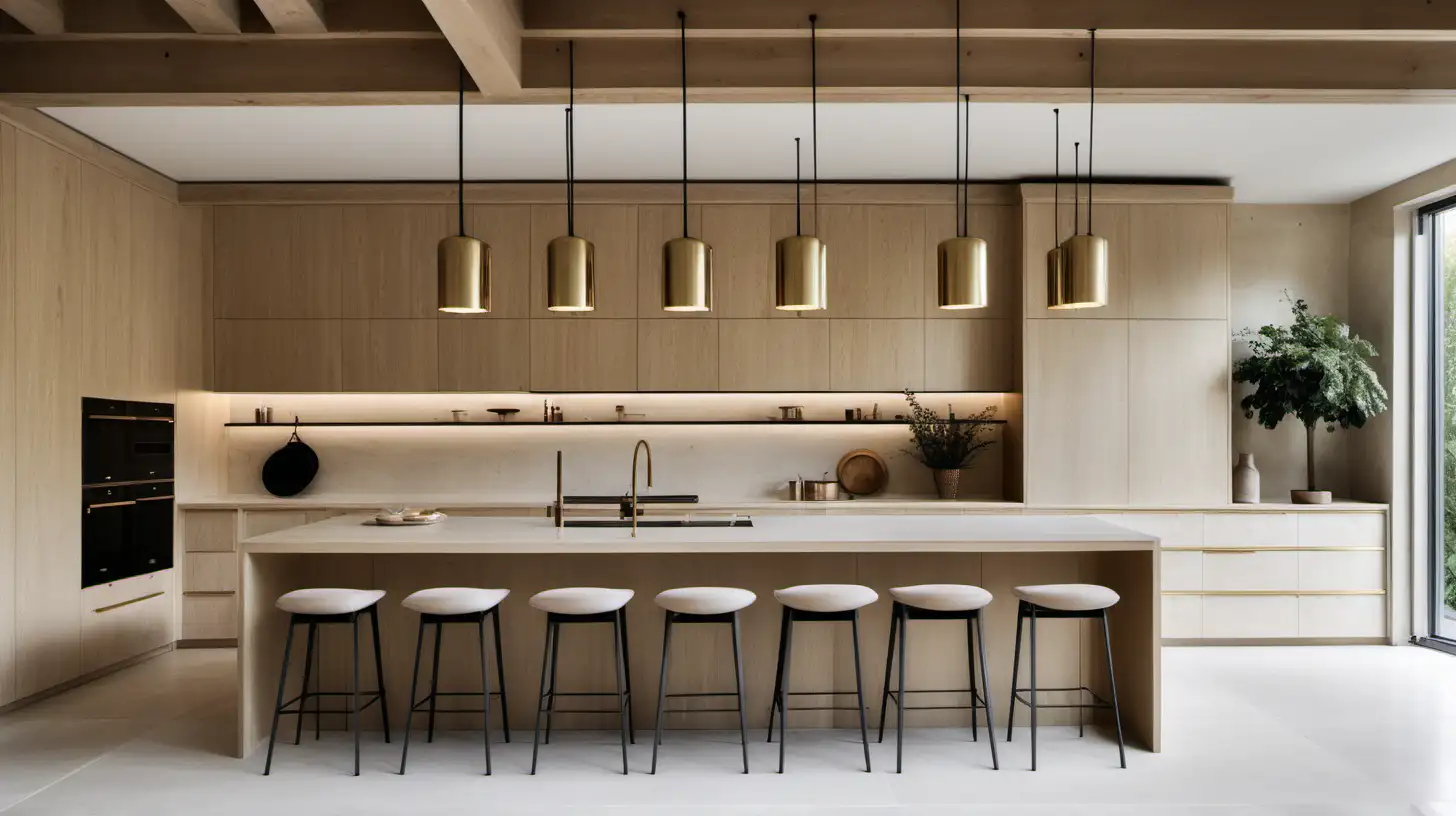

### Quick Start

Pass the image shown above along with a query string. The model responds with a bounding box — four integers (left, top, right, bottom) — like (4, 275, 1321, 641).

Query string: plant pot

(932, 468, 961, 500)
(1291, 489, 1332, 505)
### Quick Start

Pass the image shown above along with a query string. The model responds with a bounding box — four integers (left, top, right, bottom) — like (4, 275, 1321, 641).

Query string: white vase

(1232, 453, 1260, 504)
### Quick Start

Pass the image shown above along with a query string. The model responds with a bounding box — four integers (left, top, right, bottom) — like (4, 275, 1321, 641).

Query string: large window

(1425, 200, 1456, 641)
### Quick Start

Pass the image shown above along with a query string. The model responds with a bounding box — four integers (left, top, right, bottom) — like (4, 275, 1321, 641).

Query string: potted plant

(903, 390, 998, 500)
(1233, 296, 1387, 504)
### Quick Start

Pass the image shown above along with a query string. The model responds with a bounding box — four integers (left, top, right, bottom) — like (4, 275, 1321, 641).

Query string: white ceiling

(42, 102, 1456, 203)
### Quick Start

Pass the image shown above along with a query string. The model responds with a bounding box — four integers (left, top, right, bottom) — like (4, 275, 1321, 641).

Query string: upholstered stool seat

(529, 587, 634, 615)
(1012, 584, 1119, 612)
(654, 587, 756, 616)
(402, 587, 509, 616)
(774, 584, 878, 614)
(276, 588, 386, 616)
(890, 584, 993, 612)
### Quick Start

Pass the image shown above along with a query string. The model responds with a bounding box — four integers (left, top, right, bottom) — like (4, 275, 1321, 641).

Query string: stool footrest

(541, 707, 631, 715)
(660, 707, 742, 714)
(1010, 685, 1113, 710)
(783, 705, 868, 712)
(665, 691, 738, 699)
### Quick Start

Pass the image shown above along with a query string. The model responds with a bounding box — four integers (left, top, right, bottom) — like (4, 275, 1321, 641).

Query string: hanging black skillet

(262, 417, 319, 497)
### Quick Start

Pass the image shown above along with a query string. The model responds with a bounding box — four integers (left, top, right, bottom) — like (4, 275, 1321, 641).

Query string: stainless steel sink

(563, 518, 753, 528)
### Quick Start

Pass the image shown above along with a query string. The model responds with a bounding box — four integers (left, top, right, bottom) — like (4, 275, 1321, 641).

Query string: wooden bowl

(837, 449, 889, 496)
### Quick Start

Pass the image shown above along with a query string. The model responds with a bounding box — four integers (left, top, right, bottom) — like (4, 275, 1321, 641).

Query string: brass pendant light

(438, 63, 489, 314)
(662, 11, 712, 312)
(547, 40, 595, 312)
(774, 13, 827, 312)
(937, 2, 987, 310)
(1050, 28, 1108, 310)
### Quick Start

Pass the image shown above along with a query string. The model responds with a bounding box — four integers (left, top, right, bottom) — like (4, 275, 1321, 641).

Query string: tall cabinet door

(1129, 320, 1230, 504)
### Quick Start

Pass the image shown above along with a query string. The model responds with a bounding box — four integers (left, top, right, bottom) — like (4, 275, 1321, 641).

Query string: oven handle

(86, 500, 136, 513)
(135, 495, 174, 502)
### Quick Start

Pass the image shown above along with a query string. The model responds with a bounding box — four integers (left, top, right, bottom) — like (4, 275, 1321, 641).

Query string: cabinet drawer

(184, 552, 237, 593)
(182, 594, 238, 641)
(1297, 551, 1384, 591)
(80, 572, 173, 674)
(1297, 513, 1385, 548)
(1298, 595, 1385, 639)
(1203, 513, 1296, 548)
(1161, 551, 1202, 591)
(1201, 551, 1297, 591)
(1201, 595, 1298, 639)
(1113, 513, 1204, 548)
(1162, 595, 1202, 639)
(184, 510, 237, 552)
(242, 510, 308, 538)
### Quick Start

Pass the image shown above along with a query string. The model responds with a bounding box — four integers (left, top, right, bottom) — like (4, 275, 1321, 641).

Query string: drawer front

(184, 552, 237, 593)
(1113, 513, 1204, 548)
(1202, 595, 1299, 639)
(1162, 595, 1202, 639)
(1161, 551, 1203, 591)
(1203, 513, 1297, 548)
(184, 510, 237, 552)
(1201, 551, 1298, 591)
(1298, 596, 1385, 639)
(1297, 513, 1385, 548)
(182, 594, 238, 641)
(1297, 551, 1384, 591)
(81, 572, 173, 674)
(242, 510, 308, 538)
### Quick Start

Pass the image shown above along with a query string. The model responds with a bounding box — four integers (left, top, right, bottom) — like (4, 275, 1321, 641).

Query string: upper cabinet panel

(636, 204, 706, 319)
(460, 204, 533, 320)
(340, 205, 449, 319)
(923, 204, 1019, 320)
(1128, 205, 1230, 320)
(1023, 202, 1130, 319)
(214, 205, 342, 319)
(702, 204, 774, 319)
(529, 204, 638, 319)
(820, 205, 925, 319)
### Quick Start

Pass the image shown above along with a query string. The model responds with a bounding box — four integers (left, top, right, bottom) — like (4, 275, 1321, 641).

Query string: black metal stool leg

(426, 621, 443, 744)
(966, 615, 978, 743)
(544, 618, 561, 744)
(398, 617, 426, 774)
(262, 618, 297, 776)
(351, 612, 362, 776)
(731, 610, 749, 774)
(651, 612, 673, 773)
(975, 614, 999, 770)
(877, 604, 899, 744)
(767, 607, 788, 743)
(1007, 607, 1023, 743)
(1103, 610, 1127, 769)
(530, 619, 556, 775)
(1028, 607, 1038, 772)
(851, 610, 872, 774)
(369, 606, 390, 744)
(294, 622, 317, 746)
(478, 615, 493, 775)
(492, 606, 511, 742)
(620, 607, 635, 744)
(894, 604, 906, 773)
(314, 637, 322, 741)
(612, 610, 631, 775)
(777, 612, 794, 774)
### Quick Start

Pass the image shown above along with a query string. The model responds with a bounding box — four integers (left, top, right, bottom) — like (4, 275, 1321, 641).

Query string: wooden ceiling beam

(161, 0, 241, 35)
(0, 0, 64, 34)
(420, 0, 523, 93)
(251, 0, 325, 34)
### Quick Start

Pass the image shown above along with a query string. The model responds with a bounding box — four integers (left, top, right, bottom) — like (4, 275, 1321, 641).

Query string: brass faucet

(630, 439, 653, 537)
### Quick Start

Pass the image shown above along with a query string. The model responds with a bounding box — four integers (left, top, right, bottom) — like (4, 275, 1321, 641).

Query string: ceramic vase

(933, 468, 961, 500)
(1232, 453, 1260, 504)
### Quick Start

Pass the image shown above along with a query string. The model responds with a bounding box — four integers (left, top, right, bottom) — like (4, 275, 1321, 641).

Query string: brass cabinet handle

(135, 495, 174, 502)
(93, 591, 164, 614)
(183, 590, 235, 597)
(1203, 549, 1257, 554)
(87, 500, 137, 512)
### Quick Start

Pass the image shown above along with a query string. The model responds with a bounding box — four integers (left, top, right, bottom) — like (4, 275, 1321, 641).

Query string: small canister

(789, 476, 805, 501)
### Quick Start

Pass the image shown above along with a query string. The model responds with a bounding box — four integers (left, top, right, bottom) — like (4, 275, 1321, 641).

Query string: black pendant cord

(809, 13, 818, 236)
(1072, 141, 1080, 236)
(1088, 29, 1096, 235)
(567, 40, 576, 238)
(1052, 108, 1060, 243)
(457, 62, 466, 237)
(679, 10, 689, 238)
(962, 92, 970, 237)
(794, 137, 802, 236)
(953, 0, 962, 238)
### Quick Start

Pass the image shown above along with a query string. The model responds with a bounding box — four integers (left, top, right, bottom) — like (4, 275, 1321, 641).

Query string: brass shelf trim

(93, 591, 166, 614)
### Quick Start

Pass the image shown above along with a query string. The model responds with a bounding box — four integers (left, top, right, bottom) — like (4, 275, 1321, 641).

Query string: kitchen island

(237, 514, 1160, 759)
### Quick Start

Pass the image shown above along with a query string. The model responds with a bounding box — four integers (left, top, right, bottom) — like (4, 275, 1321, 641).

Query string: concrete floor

(0, 645, 1453, 814)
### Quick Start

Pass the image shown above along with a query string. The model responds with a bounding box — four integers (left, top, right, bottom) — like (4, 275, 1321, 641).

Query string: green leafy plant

(902, 390, 997, 470)
(1233, 295, 1387, 492)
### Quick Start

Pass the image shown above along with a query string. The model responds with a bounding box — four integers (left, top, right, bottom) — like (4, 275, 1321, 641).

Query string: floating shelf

(224, 419, 1008, 428)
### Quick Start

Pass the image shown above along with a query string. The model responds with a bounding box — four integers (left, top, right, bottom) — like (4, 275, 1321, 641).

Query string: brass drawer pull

(135, 495, 174, 502)
(183, 590, 236, 597)
(1204, 549, 1257, 554)
(87, 500, 137, 512)
(87, 414, 136, 421)
(134, 416, 174, 423)
(93, 591, 165, 614)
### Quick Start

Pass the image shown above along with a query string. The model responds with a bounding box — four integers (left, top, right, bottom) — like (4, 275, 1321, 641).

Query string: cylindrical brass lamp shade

(547, 235, 595, 311)
(437, 235, 489, 313)
(663, 236, 713, 311)
(1046, 243, 1066, 309)
(775, 235, 827, 311)
(937, 236, 988, 310)
(1049, 233, 1108, 309)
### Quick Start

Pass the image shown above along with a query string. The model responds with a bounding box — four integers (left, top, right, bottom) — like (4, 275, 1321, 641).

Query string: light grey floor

(0, 645, 1453, 814)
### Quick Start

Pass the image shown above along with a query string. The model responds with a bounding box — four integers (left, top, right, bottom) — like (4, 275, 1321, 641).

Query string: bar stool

(529, 587, 635, 775)
(398, 587, 511, 776)
(767, 584, 878, 774)
(264, 588, 391, 776)
(650, 587, 756, 774)
(877, 584, 999, 773)
(1006, 583, 1126, 770)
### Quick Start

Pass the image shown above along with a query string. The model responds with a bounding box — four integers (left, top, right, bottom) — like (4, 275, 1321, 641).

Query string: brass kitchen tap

(630, 439, 652, 537)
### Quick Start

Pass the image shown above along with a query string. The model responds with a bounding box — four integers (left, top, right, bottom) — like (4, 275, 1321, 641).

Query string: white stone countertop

(240, 513, 1159, 555)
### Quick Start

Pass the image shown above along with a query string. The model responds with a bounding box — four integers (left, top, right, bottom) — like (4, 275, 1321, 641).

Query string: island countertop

(240, 513, 1159, 554)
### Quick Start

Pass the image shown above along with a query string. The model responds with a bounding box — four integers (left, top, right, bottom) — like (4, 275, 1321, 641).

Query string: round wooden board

(837, 448, 889, 496)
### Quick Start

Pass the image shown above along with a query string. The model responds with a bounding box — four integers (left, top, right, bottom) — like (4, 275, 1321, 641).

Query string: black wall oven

(81, 398, 174, 589)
